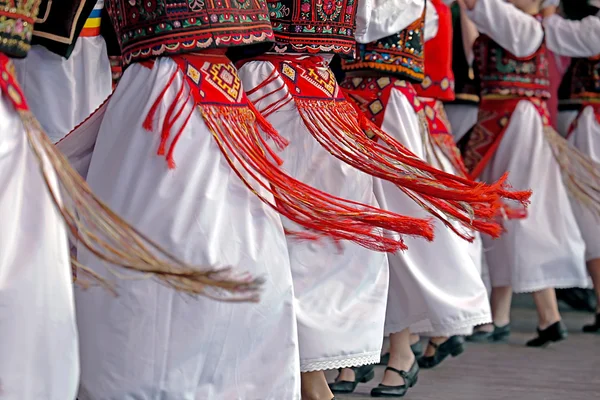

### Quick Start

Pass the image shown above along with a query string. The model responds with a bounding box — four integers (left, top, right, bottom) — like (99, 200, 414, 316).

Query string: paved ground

(332, 306, 600, 400)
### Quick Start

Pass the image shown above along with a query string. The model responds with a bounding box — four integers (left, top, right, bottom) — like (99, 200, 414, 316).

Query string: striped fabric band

(81, 1, 104, 37)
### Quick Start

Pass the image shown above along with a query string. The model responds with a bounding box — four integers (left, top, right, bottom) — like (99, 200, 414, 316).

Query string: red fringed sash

(566, 102, 600, 139)
(465, 97, 600, 218)
(237, 56, 532, 240)
(139, 53, 438, 252)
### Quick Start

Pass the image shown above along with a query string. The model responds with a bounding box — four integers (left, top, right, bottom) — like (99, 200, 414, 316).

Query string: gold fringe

(20, 111, 263, 302)
(543, 126, 600, 218)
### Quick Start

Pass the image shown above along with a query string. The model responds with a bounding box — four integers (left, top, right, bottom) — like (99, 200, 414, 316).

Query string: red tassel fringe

(296, 98, 531, 239)
(140, 61, 438, 252)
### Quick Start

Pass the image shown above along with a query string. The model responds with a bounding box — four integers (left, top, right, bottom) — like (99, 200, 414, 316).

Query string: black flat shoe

(370, 361, 419, 398)
(417, 336, 464, 369)
(379, 342, 423, 365)
(466, 324, 510, 343)
(583, 313, 600, 333)
(328, 364, 375, 394)
(526, 321, 567, 347)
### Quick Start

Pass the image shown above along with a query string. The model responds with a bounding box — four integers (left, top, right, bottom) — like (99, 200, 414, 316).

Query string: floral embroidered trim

(0, 1, 40, 57)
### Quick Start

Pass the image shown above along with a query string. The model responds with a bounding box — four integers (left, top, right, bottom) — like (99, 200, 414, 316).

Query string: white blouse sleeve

(543, 14, 600, 57)
(424, 0, 440, 42)
(355, 0, 425, 44)
(465, 0, 544, 57)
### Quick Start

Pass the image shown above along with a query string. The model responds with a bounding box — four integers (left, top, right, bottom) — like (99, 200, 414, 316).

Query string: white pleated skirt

(75, 58, 300, 400)
(14, 36, 112, 142)
(563, 106, 600, 261)
(375, 88, 491, 337)
(479, 100, 587, 293)
(0, 93, 79, 399)
(238, 59, 389, 371)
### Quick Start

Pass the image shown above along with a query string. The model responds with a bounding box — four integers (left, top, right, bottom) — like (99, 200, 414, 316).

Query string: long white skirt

(445, 103, 478, 142)
(375, 88, 491, 337)
(238, 59, 389, 371)
(14, 36, 112, 143)
(75, 58, 300, 400)
(480, 100, 587, 293)
(0, 93, 79, 399)
(563, 106, 600, 261)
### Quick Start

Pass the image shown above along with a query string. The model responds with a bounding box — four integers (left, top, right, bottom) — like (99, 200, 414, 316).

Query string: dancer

(14, 0, 112, 142)
(0, 2, 263, 399)
(553, 1, 600, 333)
(460, 0, 600, 347)
(335, 1, 495, 396)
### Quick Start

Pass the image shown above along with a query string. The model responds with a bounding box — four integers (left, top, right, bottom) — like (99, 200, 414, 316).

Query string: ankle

(538, 317, 561, 330)
(493, 318, 510, 328)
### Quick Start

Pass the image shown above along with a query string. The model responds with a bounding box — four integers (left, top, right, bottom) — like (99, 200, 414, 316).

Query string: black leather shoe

(370, 361, 419, 397)
(329, 364, 375, 394)
(526, 321, 568, 347)
(417, 336, 464, 369)
(379, 342, 423, 365)
(582, 313, 600, 333)
(491, 323, 511, 342)
(466, 324, 510, 343)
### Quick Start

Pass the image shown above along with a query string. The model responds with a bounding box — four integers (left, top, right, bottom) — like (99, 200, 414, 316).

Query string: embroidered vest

(31, 0, 101, 58)
(341, 8, 425, 83)
(415, 0, 454, 101)
(105, 0, 275, 66)
(559, 56, 600, 104)
(266, 0, 357, 58)
(0, 0, 41, 57)
(449, 2, 478, 104)
(473, 35, 551, 99)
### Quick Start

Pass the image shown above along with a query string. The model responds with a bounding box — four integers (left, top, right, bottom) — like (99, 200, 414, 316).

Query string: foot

(526, 321, 567, 347)
(379, 342, 423, 365)
(418, 336, 465, 369)
(302, 371, 335, 400)
(380, 354, 415, 387)
(328, 365, 375, 394)
(370, 361, 419, 398)
(466, 323, 510, 343)
(583, 313, 600, 333)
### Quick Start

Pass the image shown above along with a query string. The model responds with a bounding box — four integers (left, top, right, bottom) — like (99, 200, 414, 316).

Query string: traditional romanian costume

(463, 0, 591, 293)
(553, 4, 600, 262)
(341, 0, 491, 338)
(1, 1, 241, 398)
(236, 0, 392, 373)
(13, 0, 112, 142)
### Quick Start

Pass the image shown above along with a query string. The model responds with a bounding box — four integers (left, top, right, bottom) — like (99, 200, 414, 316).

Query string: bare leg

(301, 371, 334, 400)
(531, 288, 561, 329)
(587, 258, 600, 313)
(380, 329, 415, 386)
(336, 368, 355, 382)
(491, 286, 513, 327)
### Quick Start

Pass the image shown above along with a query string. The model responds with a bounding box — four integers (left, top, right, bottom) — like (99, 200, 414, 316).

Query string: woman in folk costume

(235, 0, 532, 398)
(460, 0, 600, 347)
(0, 2, 261, 399)
(553, 1, 600, 333)
(331, 1, 502, 396)
(13, 0, 112, 143)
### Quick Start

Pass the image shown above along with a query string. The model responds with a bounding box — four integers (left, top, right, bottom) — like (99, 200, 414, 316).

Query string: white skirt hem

(300, 351, 380, 372)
